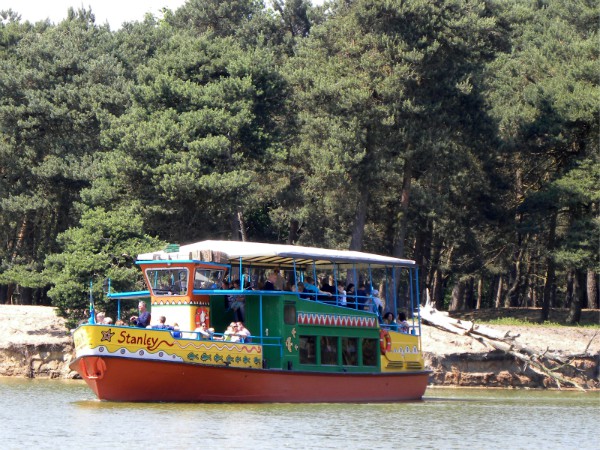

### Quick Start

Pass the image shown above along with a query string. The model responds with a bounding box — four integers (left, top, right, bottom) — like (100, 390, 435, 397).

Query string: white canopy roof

(137, 240, 416, 269)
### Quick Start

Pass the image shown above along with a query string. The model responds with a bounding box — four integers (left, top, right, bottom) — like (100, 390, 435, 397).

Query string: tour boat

(70, 240, 430, 402)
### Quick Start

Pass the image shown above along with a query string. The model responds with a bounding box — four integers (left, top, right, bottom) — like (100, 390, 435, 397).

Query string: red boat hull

(71, 356, 430, 403)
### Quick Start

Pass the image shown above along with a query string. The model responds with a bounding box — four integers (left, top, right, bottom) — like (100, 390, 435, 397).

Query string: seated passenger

(229, 325, 241, 343)
(262, 272, 278, 290)
(383, 312, 398, 331)
(236, 322, 251, 343)
(371, 289, 383, 317)
(303, 277, 331, 300)
(397, 312, 410, 333)
(172, 323, 182, 338)
(346, 284, 356, 307)
(95, 311, 113, 325)
(152, 316, 173, 330)
(194, 323, 212, 339)
(223, 324, 235, 341)
(356, 284, 368, 309)
(337, 282, 347, 307)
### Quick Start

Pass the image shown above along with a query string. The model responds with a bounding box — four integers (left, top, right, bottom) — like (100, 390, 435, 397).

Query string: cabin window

(284, 304, 296, 325)
(299, 336, 316, 364)
(194, 268, 225, 289)
(146, 268, 188, 295)
(341, 337, 359, 366)
(362, 338, 378, 366)
(320, 336, 338, 365)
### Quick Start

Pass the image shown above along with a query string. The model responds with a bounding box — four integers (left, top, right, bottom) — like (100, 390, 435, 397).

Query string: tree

(484, 0, 599, 320)
(44, 206, 163, 328)
(94, 29, 288, 243)
(0, 10, 130, 304)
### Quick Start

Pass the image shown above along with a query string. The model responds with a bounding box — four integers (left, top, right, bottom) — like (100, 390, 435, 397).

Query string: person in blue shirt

(130, 301, 151, 328)
(303, 276, 332, 301)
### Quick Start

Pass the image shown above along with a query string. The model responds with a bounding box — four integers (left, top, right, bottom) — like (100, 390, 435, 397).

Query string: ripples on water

(0, 378, 598, 450)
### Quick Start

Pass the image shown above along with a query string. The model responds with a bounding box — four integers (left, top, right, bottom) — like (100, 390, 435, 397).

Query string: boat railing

(200, 288, 379, 311)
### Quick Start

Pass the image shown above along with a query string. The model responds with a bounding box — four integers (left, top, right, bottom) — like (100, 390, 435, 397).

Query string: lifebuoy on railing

(379, 329, 392, 355)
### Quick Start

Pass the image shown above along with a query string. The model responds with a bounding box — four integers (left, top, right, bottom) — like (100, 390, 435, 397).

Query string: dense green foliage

(0, 0, 597, 325)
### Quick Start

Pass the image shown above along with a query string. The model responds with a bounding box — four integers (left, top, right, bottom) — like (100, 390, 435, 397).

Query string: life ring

(379, 329, 392, 355)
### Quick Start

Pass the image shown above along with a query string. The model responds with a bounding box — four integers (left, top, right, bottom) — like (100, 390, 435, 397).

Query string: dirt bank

(0, 305, 598, 388)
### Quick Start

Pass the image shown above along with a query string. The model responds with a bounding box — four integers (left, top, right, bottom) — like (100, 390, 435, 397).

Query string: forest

(0, 0, 597, 327)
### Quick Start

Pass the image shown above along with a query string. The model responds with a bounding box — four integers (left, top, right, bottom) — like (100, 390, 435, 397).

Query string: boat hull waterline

(71, 356, 430, 403)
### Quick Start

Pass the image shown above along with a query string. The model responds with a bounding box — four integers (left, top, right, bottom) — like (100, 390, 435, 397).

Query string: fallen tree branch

(421, 290, 591, 391)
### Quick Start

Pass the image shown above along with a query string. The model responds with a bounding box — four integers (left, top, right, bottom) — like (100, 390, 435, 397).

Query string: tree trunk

(495, 276, 503, 309)
(541, 211, 557, 321)
(288, 219, 300, 245)
(566, 269, 585, 324)
(393, 156, 413, 259)
(506, 247, 524, 307)
(476, 276, 483, 310)
(449, 279, 465, 312)
(0, 285, 8, 304)
(349, 188, 369, 251)
(586, 271, 598, 309)
(20, 287, 33, 305)
(465, 277, 474, 310)
(565, 270, 574, 308)
(432, 268, 444, 310)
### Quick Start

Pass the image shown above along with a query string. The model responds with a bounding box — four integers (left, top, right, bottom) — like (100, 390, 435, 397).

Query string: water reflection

(1, 379, 598, 450)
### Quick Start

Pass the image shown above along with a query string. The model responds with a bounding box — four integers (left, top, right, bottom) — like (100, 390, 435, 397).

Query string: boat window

(284, 304, 296, 325)
(362, 338, 378, 366)
(320, 336, 338, 365)
(341, 337, 359, 366)
(299, 336, 316, 364)
(146, 268, 188, 295)
(194, 268, 225, 289)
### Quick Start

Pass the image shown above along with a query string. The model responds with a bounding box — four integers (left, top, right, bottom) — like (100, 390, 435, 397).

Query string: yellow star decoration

(291, 327, 296, 338)
(101, 329, 115, 342)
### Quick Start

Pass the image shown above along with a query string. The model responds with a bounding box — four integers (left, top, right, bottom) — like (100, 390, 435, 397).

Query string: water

(0, 378, 598, 450)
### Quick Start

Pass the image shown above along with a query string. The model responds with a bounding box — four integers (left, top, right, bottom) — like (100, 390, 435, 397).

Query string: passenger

(356, 284, 368, 309)
(230, 324, 241, 343)
(130, 301, 151, 328)
(337, 282, 347, 307)
(223, 324, 235, 341)
(275, 272, 286, 290)
(115, 319, 125, 326)
(383, 312, 398, 331)
(195, 323, 211, 339)
(172, 323, 182, 338)
(318, 278, 336, 302)
(319, 278, 336, 295)
(152, 316, 173, 330)
(397, 312, 410, 333)
(346, 284, 356, 307)
(304, 277, 331, 300)
(236, 322, 251, 343)
(263, 272, 278, 291)
(371, 289, 383, 317)
(230, 279, 246, 322)
(95, 311, 113, 324)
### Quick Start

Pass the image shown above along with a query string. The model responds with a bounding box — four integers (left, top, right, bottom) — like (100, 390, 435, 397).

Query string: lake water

(0, 378, 598, 450)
